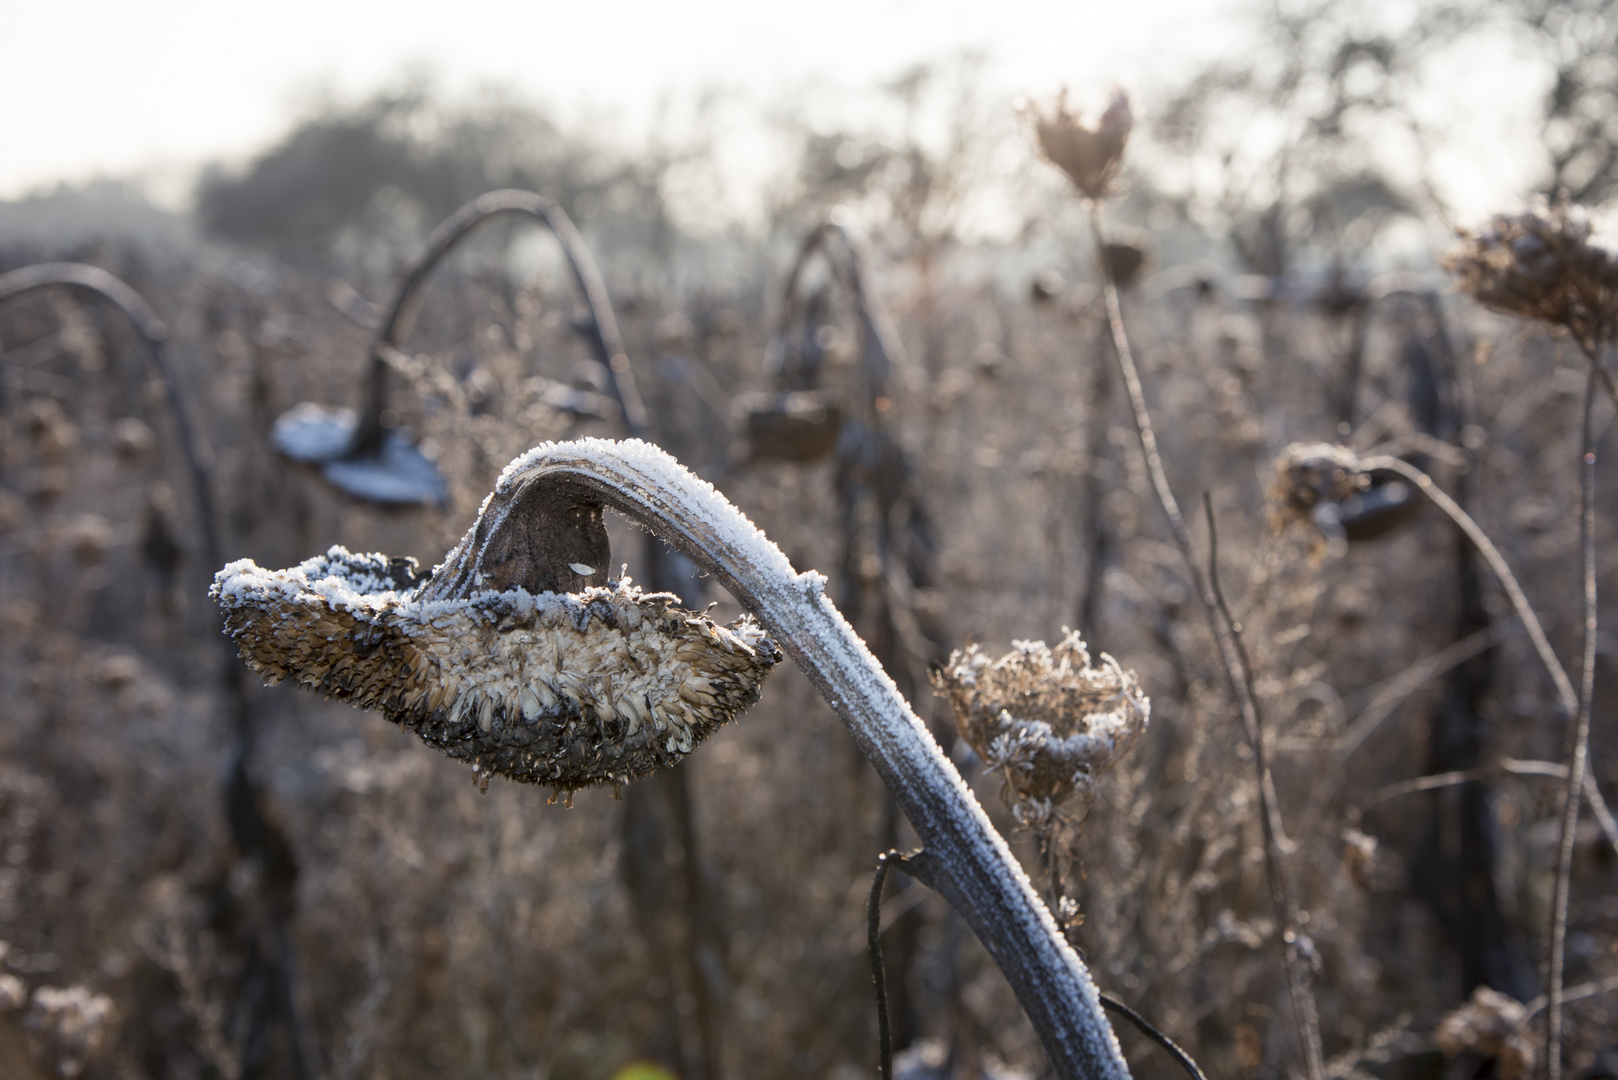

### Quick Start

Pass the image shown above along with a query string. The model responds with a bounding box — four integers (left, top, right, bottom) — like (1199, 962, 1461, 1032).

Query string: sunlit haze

(6, 0, 1553, 229)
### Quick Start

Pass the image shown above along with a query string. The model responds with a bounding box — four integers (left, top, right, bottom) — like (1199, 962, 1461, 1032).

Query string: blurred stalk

(0, 264, 312, 1079)
(1085, 203, 1327, 1080)
(1545, 356, 1601, 1080)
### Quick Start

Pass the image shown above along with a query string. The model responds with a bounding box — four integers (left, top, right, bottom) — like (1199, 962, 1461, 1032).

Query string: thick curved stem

(774, 217, 903, 408)
(353, 189, 647, 454)
(487, 438, 1130, 1080)
(0, 262, 220, 568)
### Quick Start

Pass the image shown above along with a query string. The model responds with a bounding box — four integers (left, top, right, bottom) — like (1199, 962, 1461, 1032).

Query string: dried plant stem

(1546, 358, 1600, 1080)
(1357, 455, 1579, 721)
(1360, 366, 1601, 1080)
(358, 189, 649, 453)
(1368, 755, 1618, 855)
(1086, 203, 1325, 1080)
(498, 440, 1129, 1080)
(0, 263, 312, 1080)
(869, 849, 909, 1080)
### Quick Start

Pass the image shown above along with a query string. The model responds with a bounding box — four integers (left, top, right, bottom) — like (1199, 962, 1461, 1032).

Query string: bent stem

(1357, 455, 1578, 720)
(1087, 203, 1326, 1080)
(487, 439, 1129, 1080)
(355, 188, 649, 454)
(1360, 393, 1600, 1080)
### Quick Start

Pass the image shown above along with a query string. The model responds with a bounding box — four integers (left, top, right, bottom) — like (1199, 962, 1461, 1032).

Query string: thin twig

(1097, 993, 1210, 1080)
(869, 849, 909, 1080)
(1087, 197, 1324, 1080)
(1369, 758, 1565, 800)
(1525, 973, 1618, 1019)
(1546, 357, 1601, 1080)
(1356, 455, 1579, 720)
(1336, 624, 1507, 759)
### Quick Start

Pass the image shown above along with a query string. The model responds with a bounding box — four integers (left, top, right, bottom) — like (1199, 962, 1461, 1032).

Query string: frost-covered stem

(1546, 357, 1600, 1080)
(1086, 203, 1324, 1080)
(494, 439, 1129, 1080)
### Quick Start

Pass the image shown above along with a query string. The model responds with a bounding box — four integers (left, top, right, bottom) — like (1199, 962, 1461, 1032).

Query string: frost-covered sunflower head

(211, 462, 780, 797)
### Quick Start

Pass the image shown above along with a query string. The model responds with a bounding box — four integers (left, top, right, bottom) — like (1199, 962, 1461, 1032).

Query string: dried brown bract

(932, 630, 1148, 830)
(1026, 89, 1132, 200)
(1444, 198, 1618, 353)
(212, 546, 780, 796)
(1434, 986, 1537, 1080)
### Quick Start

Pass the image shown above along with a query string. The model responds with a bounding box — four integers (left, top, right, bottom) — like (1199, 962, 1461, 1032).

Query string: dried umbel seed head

(1444, 198, 1618, 353)
(1026, 88, 1132, 200)
(1434, 986, 1536, 1080)
(213, 456, 784, 797)
(931, 630, 1148, 831)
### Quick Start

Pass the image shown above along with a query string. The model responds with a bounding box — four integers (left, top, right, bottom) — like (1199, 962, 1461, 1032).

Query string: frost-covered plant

(214, 443, 784, 796)
(931, 631, 1148, 832)
(213, 547, 779, 796)
(212, 438, 1131, 1080)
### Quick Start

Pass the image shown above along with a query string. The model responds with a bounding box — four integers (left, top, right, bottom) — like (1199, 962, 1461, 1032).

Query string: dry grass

(0, 193, 1614, 1080)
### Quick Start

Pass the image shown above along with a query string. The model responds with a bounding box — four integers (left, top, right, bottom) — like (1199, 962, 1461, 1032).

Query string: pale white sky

(2, 0, 1239, 198)
(2, 0, 1553, 229)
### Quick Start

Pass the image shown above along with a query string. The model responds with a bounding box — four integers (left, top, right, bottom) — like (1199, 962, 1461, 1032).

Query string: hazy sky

(4, 0, 1560, 235)
(5, 0, 1240, 199)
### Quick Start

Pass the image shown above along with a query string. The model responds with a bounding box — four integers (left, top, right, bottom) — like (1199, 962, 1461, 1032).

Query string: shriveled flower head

(212, 466, 782, 797)
(1434, 987, 1536, 1080)
(1444, 198, 1618, 353)
(1026, 88, 1132, 199)
(931, 630, 1148, 831)
(1270, 442, 1367, 530)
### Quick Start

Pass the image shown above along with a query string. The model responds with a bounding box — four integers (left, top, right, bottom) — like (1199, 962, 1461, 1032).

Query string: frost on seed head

(213, 547, 780, 795)
(931, 630, 1148, 831)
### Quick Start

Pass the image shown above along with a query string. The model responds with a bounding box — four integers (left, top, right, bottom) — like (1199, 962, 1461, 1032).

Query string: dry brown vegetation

(2, 25, 1618, 1079)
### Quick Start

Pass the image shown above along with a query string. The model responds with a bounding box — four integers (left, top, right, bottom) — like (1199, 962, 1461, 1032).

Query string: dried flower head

(1434, 986, 1537, 1080)
(1026, 88, 1132, 199)
(1444, 198, 1618, 353)
(213, 480, 783, 796)
(1270, 442, 1368, 544)
(25, 985, 115, 1079)
(931, 630, 1148, 830)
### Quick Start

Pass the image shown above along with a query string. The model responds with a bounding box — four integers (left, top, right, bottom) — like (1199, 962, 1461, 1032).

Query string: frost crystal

(932, 629, 1148, 830)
